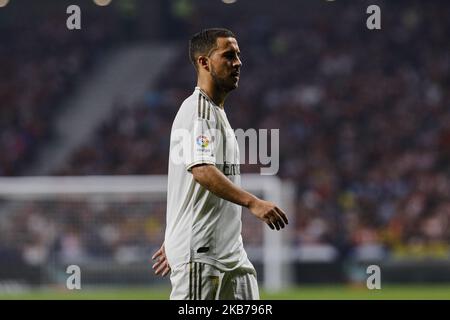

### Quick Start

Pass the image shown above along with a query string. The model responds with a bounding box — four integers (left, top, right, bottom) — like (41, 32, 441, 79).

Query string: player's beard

(210, 66, 238, 93)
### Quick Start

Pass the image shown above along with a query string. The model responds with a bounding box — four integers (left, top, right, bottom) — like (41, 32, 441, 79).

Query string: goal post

(240, 174, 295, 292)
(0, 175, 295, 292)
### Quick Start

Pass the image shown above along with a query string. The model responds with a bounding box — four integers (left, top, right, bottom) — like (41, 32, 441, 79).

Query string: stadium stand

(56, 0, 450, 260)
(0, 0, 449, 285)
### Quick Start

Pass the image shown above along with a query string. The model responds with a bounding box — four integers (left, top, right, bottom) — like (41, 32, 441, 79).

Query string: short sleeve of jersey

(185, 95, 218, 171)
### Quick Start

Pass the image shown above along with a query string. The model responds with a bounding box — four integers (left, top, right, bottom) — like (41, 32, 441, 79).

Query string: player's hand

(151, 243, 171, 277)
(248, 198, 289, 231)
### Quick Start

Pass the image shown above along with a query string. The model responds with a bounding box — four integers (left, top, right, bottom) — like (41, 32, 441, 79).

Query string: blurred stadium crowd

(1, 0, 449, 273)
(0, 5, 124, 176)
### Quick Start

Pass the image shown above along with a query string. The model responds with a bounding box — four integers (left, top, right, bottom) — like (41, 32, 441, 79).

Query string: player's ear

(198, 56, 210, 72)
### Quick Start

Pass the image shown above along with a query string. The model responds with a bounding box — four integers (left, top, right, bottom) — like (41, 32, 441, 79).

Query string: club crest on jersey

(196, 135, 209, 148)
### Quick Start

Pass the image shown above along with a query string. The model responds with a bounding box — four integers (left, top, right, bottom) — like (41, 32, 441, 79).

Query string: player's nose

(234, 57, 242, 68)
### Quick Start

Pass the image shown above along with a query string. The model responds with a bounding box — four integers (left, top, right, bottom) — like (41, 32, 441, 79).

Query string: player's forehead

(214, 37, 240, 54)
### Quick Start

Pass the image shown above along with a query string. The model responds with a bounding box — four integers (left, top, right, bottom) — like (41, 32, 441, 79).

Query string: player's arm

(191, 164, 289, 230)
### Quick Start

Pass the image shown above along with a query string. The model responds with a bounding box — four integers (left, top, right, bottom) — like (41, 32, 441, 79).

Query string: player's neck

(197, 81, 227, 109)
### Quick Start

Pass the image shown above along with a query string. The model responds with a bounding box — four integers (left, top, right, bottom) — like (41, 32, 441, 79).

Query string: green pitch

(1, 285, 450, 300)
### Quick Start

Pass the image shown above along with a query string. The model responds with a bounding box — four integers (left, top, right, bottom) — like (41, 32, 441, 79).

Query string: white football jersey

(164, 87, 254, 272)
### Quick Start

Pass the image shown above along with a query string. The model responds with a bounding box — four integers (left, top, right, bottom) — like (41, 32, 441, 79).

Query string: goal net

(0, 175, 295, 293)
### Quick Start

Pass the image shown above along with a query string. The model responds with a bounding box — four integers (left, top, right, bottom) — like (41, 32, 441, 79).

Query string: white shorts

(169, 262, 259, 300)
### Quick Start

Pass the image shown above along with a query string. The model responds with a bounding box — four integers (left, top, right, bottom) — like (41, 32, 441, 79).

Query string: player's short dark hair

(189, 28, 236, 71)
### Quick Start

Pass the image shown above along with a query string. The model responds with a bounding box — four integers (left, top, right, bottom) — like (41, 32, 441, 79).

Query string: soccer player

(151, 28, 288, 300)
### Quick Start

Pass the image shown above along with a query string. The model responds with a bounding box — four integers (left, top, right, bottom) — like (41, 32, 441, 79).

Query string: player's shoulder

(179, 87, 216, 121)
